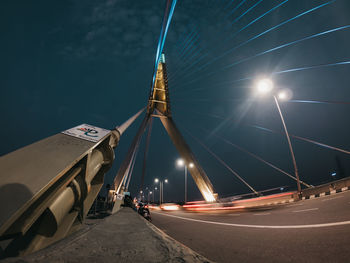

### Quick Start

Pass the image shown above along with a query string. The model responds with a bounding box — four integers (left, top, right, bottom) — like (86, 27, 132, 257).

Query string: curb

(146, 219, 214, 263)
(301, 186, 349, 200)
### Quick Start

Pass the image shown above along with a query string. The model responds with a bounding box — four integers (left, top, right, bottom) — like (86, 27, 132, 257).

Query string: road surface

(151, 190, 350, 262)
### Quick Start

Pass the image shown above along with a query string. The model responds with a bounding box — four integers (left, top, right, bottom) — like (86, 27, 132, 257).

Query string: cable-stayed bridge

(1, 0, 350, 261)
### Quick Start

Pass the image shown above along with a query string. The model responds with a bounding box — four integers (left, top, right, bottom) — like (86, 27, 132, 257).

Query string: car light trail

(152, 212, 350, 229)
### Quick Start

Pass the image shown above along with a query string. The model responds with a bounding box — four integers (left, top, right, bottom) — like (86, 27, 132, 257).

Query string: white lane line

(292, 208, 319, 213)
(253, 213, 271, 216)
(152, 211, 350, 229)
(321, 196, 344, 202)
(286, 203, 303, 207)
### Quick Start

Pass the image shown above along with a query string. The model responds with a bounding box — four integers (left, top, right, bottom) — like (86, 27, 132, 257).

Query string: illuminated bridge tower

(114, 54, 218, 202)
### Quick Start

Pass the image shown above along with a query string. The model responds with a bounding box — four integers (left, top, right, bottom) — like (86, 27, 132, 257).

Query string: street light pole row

(176, 158, 194, 203)
(154, 178, 168, 204)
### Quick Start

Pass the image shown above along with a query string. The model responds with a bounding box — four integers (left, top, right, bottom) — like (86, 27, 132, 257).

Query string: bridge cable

(182, 126, 259, 195)
(140, 118, 154, 193)
(201, 128, 312, 188)
(173, 1, 336, 91)
(151, 0, 177, 93)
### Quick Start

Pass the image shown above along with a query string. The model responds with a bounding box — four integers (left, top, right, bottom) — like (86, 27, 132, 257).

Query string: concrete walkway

(3, 208, 212, 263)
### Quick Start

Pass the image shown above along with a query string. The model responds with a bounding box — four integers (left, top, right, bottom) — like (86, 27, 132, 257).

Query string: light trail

(152, 211, 350, 229)
(183, 127, 259, 195)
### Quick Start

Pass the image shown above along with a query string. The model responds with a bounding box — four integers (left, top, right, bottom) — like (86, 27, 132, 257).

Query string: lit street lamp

(154, 178, 168, 204)
(176, 158, 194, 203)
(256, 78, 302, 197)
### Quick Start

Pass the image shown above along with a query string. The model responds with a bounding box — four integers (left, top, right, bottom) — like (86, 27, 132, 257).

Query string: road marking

(292, 208, 319, 213)
(253, 213, 271, 216)
(286, 203, 303, 207)
(321, 196, 344, 202)
(152, 211, 350, 229)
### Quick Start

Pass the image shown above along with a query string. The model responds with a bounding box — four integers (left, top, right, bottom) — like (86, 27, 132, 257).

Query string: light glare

(256, 78, 274, 94)
(176, 158, 184, 167)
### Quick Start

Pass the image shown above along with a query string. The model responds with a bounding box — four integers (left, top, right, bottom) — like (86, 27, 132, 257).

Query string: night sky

(2, 0, 350, 202)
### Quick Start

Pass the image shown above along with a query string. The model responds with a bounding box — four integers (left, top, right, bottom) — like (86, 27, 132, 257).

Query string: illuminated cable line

(183, 127, 259, 195)
(178, 34, 200, 60)
(252, 125, 350, 155)
(178, 31, 199, 57)
(175, 0, 263, 84)
(175, 3, 338, 93)
(290, 99, 350, 105)
(176, 59, 350, 95)
(171, 53, 209, 89)
(183, 46, 203, 65)
(178, 29, 198, 52)
(175, 107, 225, 121)
(168, 42, 202, 81)
(228, 0, 264, 26)
(176, 0, 333, 89)
(168, 47, 204, 82)
(207, 131, 312, 187)
(175, 27, 197, 53)
(197, 0, 290, 72)
(177, 109, 350, 157)
(151, 0, 177, 91)
(274, 61, 350, 75)
(223, 25, 350, 70)
(226, 0, 248, 19)
(223, 0, 236, 10)
(174, 97, 350, 106)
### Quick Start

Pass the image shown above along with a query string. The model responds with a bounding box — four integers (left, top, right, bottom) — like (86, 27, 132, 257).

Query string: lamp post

(153, 186, 158, 203)
(256, 78, 302, 198)
(154, 178, 168, 204)
(176, 158, 194, 203)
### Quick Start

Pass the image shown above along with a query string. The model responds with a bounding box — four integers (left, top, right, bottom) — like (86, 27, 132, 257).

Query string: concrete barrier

(301, 176, 350, 199)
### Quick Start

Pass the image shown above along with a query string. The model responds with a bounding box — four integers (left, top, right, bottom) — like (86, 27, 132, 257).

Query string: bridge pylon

(113, 54, 218, 202)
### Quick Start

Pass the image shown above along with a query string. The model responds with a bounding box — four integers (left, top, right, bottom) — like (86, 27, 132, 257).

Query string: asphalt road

(151, 191, 350, 263)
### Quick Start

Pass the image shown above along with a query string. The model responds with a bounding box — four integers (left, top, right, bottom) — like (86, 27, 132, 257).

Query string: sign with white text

(62, 124, 110, 143)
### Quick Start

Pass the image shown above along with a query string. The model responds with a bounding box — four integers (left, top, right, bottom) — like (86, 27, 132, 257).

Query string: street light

(154, 178, 168, 204)
(256, 78, 302, 197)
(176, 158, 194, 203)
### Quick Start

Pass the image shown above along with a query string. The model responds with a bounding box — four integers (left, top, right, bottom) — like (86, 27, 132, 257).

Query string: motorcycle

(138, 203, 152, 221)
